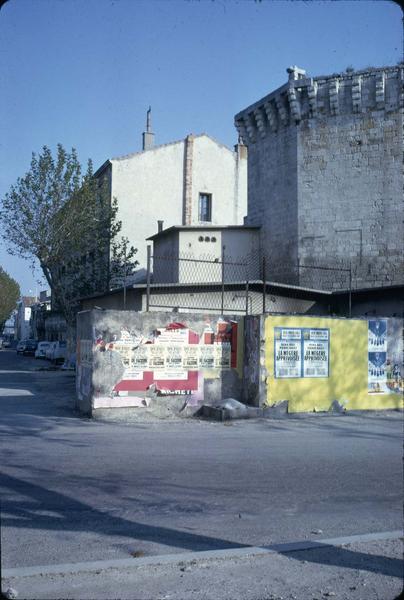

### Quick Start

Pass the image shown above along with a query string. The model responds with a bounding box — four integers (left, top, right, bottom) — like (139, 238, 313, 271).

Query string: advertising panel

(275, 327, 329, 379)
(368, 319, 388, 394)
(303, 329, 329, 378)
(274, 328, 302, 378)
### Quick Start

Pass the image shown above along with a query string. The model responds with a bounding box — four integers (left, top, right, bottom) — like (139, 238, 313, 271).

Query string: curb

(3, 530, 402, 580)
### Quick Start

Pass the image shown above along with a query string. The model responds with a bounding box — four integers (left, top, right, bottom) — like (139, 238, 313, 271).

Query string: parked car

(45, 341, 57, 360)
(44, 341, 67, 364)
(23, 340, 38, 356)
(51, 340, 67, 364)
(3, 339, 11, 348)
(0, 338, 3, 349)
(16, 340, 28, 354)
(35, 341, 51, 359)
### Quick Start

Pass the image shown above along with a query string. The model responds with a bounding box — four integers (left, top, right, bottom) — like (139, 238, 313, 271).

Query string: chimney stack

(142, 106, 155, 151)
(157, 220, 164, 233)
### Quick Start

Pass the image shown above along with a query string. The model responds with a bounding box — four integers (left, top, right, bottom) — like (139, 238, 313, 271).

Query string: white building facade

(148, 225, 261, 284)
(95, 130, 247, 283)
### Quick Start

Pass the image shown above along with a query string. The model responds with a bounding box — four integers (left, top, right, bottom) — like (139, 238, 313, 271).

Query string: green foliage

(0, 144, 138, 325)
(0, 267, 20, 331)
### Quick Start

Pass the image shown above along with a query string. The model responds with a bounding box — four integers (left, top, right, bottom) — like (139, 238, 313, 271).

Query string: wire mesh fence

(146, 248, 353, 316)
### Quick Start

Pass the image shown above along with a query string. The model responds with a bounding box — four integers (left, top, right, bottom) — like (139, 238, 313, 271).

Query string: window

(199, 193, 212, 222)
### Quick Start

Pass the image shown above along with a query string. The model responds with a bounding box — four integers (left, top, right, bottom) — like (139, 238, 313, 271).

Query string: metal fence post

(348, 263, 352, 318)
(262, 255, 266, 314)
(146, 245, 151, 312)
(221, 245, 225, 314)
(123, 242, 127, 310)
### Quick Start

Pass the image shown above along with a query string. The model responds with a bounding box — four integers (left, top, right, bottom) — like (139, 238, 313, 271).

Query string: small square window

(199, 193, 212, 222)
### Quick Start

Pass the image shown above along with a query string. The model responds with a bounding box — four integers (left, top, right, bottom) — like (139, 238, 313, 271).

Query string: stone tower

(235, 65, 404, 290)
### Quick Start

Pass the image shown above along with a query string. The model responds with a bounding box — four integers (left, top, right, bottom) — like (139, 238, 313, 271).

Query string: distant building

(235, 64, 403, 290)
(2, 312, 16, 340)
(15, 296, 36, 340)
(94, 113, 248, 285)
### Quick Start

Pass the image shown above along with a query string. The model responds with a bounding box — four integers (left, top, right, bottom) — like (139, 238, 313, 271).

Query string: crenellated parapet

(235, 64, 403, 144)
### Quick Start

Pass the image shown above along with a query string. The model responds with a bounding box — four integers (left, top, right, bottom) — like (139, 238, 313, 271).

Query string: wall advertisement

(367, 319, 387, 394)
(367, 319, 402, 395)
(275, 327, 329, 379)
(90, 318, 239, 401)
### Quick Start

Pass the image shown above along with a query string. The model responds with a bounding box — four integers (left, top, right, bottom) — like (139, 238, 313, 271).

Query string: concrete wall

(151, 231, 180, 284)
(263, 314, 403, 412)
(235, 65, 404, 290)
(76, 309, 402, 419)
(151, 228, 260, 284)
(76, 310, 244, 419)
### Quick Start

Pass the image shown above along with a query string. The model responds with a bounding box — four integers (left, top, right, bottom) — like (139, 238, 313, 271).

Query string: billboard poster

(368, 319, 388, 394)
(91, 318, 240, 401)
(132, 345, 148, 370)
(275, 327, 329, 379)
(183, 345, 199, 369)
(303, 329, 329, 378)
(156, 345, 188, 381)
(274, 328, 302, 378)
(148, 345, 165, 370)
(368, 351, 387, 394)
(368, 320, 387, 352)
(199, 345, 215, 369)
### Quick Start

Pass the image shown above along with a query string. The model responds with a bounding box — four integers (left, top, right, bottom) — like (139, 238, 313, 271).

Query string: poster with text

(303, 329, 329, 378)
(199, 345, 215, 369)
(214, 343, 231, 369)
(274, 328, 302, 378)
(156, 345, 188, 380)
(183, 345, 199, 369)
(132, 345, 148, 370)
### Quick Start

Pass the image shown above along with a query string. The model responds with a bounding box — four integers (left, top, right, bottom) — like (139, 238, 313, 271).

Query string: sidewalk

(3, 532, 403, 600)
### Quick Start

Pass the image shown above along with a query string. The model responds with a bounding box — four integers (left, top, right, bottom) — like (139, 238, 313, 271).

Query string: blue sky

(0, 0, 402, 295)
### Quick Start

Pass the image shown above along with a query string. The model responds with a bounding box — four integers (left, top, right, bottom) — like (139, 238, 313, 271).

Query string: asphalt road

(0, 348, 402, 571)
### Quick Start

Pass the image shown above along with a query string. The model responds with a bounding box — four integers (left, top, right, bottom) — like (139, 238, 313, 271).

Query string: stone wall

(235, 65, 404, 290)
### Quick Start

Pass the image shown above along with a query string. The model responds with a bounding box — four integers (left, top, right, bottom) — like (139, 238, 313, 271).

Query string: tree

(0, 144, 137, 331)
(0, 267, 20, 332)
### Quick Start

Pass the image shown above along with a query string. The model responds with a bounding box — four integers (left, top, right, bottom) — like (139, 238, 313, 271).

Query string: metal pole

(123, 242, 127, 310)
(245, 281, 249, 315)
(146, 245, 151, 312)
(348, 264, 352, 318)
(262, 255, 266, 314)
(221, 245, 225, 315)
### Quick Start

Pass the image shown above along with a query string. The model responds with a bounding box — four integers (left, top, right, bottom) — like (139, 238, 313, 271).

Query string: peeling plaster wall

(76, 310, 244, 419)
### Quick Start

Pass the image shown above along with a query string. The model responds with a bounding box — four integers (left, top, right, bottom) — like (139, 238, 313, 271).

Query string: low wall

(263, 314, 403, 412)
(76, 310, 244, 419)
(76, 310, 403, 418)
